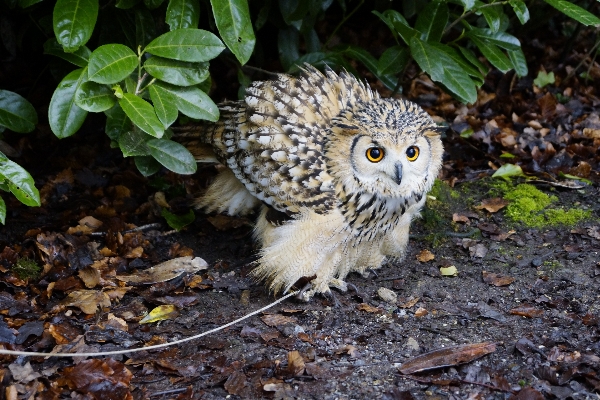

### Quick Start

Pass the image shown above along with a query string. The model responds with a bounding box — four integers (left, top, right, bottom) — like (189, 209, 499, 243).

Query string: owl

(176, 66, 444, 301)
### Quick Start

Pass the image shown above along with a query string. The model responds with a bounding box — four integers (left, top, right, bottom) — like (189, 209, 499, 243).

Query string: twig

(149, 388, 188, 397)
(443, 2, 509, 37)
(400, 374, 517, 394)
(419, 326, 459, 342)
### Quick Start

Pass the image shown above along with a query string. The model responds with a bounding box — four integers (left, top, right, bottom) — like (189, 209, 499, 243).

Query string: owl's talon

(295, 283, 313, 301)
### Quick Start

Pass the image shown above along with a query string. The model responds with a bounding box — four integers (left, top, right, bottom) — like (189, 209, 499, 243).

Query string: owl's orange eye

(406, 146, 419, 161)
(366, 147, 385, 163)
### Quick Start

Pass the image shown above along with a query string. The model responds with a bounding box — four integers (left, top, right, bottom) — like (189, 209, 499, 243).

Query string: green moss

(13, 258, 41, 280)
(497, 183, 591, 228)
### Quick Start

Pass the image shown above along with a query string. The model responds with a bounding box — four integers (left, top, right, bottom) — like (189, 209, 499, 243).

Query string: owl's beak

(393, 163, 403, 185)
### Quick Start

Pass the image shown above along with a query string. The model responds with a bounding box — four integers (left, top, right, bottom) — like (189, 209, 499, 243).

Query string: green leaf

(457, 0, 475, 11)
(144, 29, 225, 62)
(430, 43, 484, 82)
(377, 46, 410, 76)
(118, 93, 164, 138)
(468, 35, 513, 73)
(135, 155, 162, 176)
(533, 70, 555, 88)
(88, 44, 138, 85)
(559, 172, 592, 185)
(466, 28, 520, 50)
(105, 104, 131, 140)
(161, 208, 195, 230)
(144, 56, 209, 86)
(409, 37, 443, 81)
(0, 153, 40, 207)
(458, 46, 488, 75)
(287, 52, 330, 73)
(118, 129, 151, 156)
(278, 27, 300, 71)
(75, 81, 116, 112)
(543, 0, 600, 26)
(492, 163, 525, 179)
(415, 0, 448, 42)
(18, 0, 43, 8)
(478, 2, 503, 33)
(342, 46, 397, 90)
(166, 0, 200, 30)
(153, 82, 219, 121)
(509, 0, 530, 24)
(53, 0, 99, 52)
(210, 0, 256, 65)
(48, 68, 89, 138)
(374, 10, 419, 45)
(135, 8, 157, 48)
(0, 196, 5, 224)
(507, 48, 528, 77)
(409, 38, 477, 103)
(0, 90, 38, 133)
(149, 85, 179, 128)
(147, 138, 197, 174)
(43, 39, 91, 67)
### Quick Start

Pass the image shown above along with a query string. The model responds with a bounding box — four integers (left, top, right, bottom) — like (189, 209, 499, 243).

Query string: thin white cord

(0, 291, 298, 358)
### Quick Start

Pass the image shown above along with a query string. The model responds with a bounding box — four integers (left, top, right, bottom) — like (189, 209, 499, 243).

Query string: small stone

(377, 287, 397, 304)
(531, 257, 542, 267)
(405, 337, 420, 352)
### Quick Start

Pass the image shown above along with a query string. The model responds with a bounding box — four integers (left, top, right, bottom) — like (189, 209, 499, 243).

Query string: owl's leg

(195, 168, 261, 215)
(380, 217, 411, 259)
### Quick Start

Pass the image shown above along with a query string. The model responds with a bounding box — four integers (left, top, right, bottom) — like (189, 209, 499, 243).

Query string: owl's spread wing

(212, 67, 378, 215)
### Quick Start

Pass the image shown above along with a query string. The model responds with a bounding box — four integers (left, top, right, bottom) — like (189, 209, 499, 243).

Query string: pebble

(377, 287, 397, 304)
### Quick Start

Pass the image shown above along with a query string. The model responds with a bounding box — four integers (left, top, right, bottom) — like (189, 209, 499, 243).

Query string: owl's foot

(295, 278, 348, 302)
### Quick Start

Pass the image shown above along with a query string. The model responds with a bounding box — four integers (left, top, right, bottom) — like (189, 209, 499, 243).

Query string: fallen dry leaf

(482, 271, 515, 286)
(509, 305, 544, 318)
(398, 296, 420, 309)
(398, 342, 496, 374)
(414, 307, 428, 317)
(116, 256, 208, 284)
(287, 351, 305, 376)
(357, 303, 382, 313)
(260, 314, 297, 327)
(416, 249, 435, 262)
(139, 305, 179, 324)
(224, 371, 247, 396)
(452, 213, 470, 223)
(440, 266, 458, 276)
(475, 198, 509, 213)
(61, 290, 111, 314)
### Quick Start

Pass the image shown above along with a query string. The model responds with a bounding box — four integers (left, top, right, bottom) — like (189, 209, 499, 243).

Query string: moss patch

(495, 182, 591, 228)
(13, 258, 41, 280)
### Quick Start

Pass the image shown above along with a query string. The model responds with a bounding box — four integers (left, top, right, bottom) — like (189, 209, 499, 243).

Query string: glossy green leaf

(509, 0, 529, 24)
(468, 36, 512, 73)
(144, 57, 209, 86)
(161, 208, 195, 230)
(48, 68, 89, 138)
(210, 0, 256, 65)
(0, 196, 5, 224)
(467, 28, 521, 51)
(409, 37, 443, 81)
(457, 0, 475, 11)
(119, 94, 164, 138)
(409, 38, 477, 104)
(75, 81, 116, 112)
(342, 46, 397, 90)
(118, 129, 151, 156)
(105, 104, 131, 140)
(478, 3, 502, 33)
(149, 85, 179, 128)
(18, 0, 43, 8)
(458, 46, 488, 75)
(507, 48, 528, 77)
(415, 0, 448, 42)
(88, 44, 138, 85)
(373, 10, 419, 45)
(544, 0, 600, 26)
(135, 155, 162, 176)
(153, 82, 219, 121)
(0, 153, 40, 207)
(53, 0, 99, 52)
(144, 29, 225, 62)
(166, 0, 200, 30)
(0, 90, 38, 133)
(430, 43, 484, 82)
(377, 45, 410, 76)
(533, 70, 555, 88)
(43, 39, 91, 67)
(135, 8, 157, 48)
(147, 138, 197, 174)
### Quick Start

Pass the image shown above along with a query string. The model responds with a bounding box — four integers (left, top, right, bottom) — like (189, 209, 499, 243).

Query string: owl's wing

(218, 66, 378, 215)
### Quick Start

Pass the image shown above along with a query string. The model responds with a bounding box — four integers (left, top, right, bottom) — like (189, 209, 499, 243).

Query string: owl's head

(325, 98, 444, 202)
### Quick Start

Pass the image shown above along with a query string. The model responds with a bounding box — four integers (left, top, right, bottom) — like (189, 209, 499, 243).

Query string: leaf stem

(138, 78, 157, 94)
(443, 1, 508, 37)
(324, 0, 365, 49)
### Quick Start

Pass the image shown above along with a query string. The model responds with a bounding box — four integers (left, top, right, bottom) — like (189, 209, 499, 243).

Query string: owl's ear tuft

(424, 126, 447, 137)
(333, 123, 361, 134)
